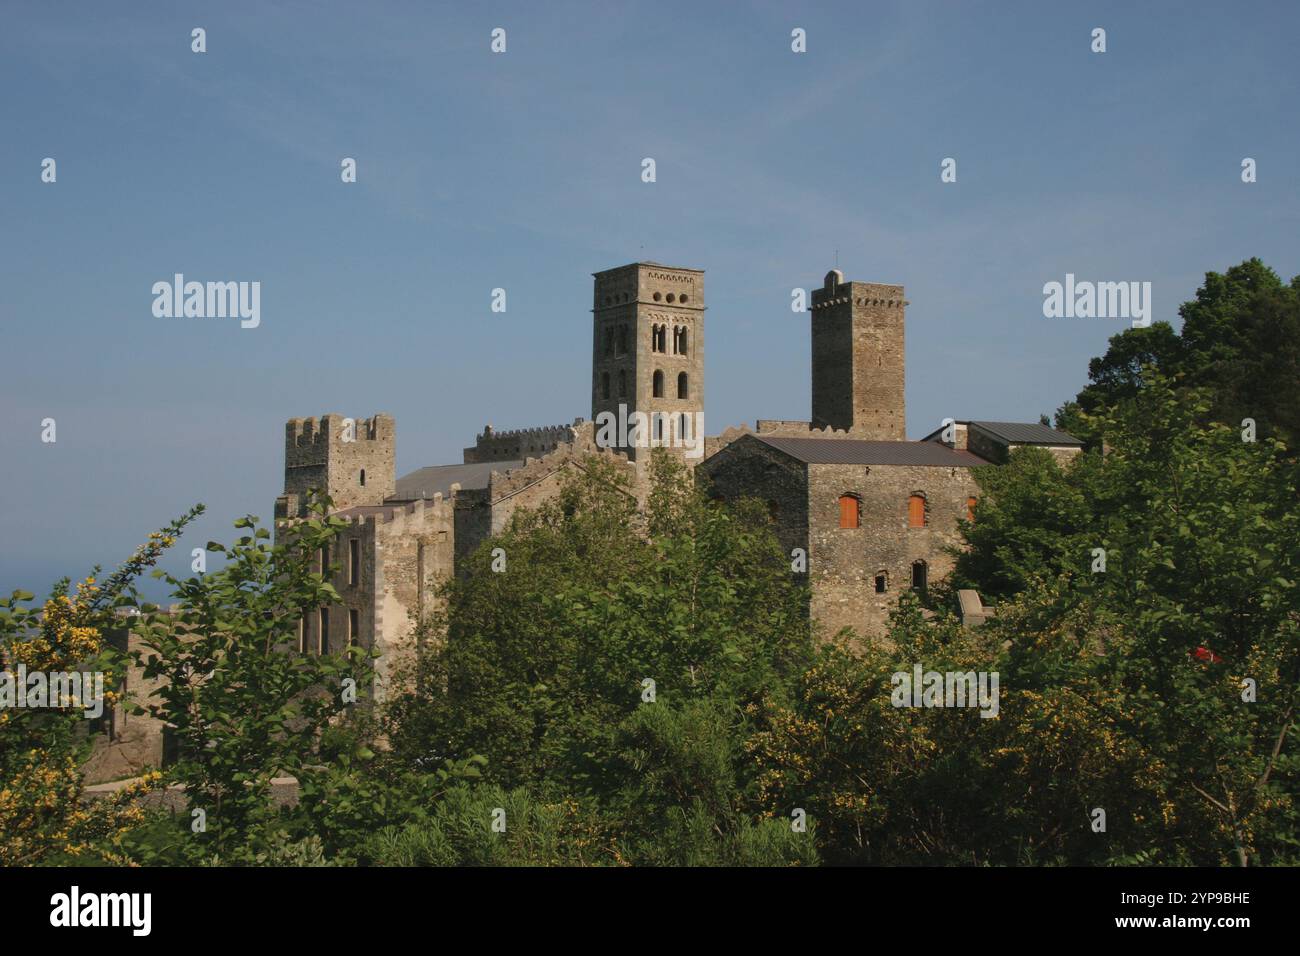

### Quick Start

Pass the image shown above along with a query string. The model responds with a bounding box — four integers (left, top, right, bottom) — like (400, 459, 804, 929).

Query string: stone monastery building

(276, 263, 1081, 697)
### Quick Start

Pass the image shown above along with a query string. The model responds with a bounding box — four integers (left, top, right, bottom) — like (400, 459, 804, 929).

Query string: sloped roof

(968, 421, 1082, 446)
(392, 461, 523, 500)
(752, 435, 989, 467)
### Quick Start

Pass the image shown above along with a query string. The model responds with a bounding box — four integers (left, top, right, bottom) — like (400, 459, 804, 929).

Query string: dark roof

(752, 435, 989, 467)
(918, 420, 1083, 447)
(969, 421, 1083, 446)
(392, 461, 523, 500)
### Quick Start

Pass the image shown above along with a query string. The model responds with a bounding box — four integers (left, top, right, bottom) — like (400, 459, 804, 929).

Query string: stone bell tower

(590, 262, 705, 460)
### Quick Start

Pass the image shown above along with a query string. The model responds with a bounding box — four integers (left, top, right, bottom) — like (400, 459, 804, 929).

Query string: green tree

(384, 451, 817, 864)
(0, 509, 199, 865)
(957, 376, 1299, 864)
(132, 501, 375, 857)
(1057, 258, 1300, 449)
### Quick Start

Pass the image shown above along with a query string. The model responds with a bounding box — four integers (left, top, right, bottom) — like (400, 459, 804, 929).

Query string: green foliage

(383, 451, 817, 865)
(1058, 258, 1300, 449)
(0, 508, 200, 865)
(607, 697, 818, 865)
(363, 785, 607, 866)
(16, 256, 1296, 868)
(946, 375, 1298, 864)
(131, 499, 376, 856)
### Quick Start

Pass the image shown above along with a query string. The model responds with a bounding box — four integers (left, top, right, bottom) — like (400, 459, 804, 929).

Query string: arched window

(911, 560, 927, 592)
(653, 370, 664, 398)
(768, 500, 780, 521)
(601, 372, 610, 400)
(908, 494, 927, 528)
(677, 371, 688, 399)
(617, 325, 628, 355)
(604, 327, 614, 356)
(875, 571, 888, 593)
(618, 370, 627, 397)
(359, 469, 366, 487)
(838, 494, 860, 529)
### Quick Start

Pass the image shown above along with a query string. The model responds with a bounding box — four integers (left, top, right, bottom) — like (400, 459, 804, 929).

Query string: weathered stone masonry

(276, 262, 1082, 698)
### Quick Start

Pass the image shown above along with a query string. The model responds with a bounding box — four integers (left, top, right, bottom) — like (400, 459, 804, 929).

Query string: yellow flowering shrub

(0, 509, 199, 865)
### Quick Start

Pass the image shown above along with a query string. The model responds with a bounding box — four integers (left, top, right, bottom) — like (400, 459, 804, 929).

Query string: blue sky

(2, 0, 1297, 597)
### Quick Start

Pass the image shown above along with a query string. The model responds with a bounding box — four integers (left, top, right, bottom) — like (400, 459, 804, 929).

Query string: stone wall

(463, 421, 583, 463)
(697, 436, 809, 559)
(334, 497, 454, 701)
(82, 621, 169, 784)
(279, 413, 395, 517)
(806, 462, 979, 643)
(809, 271, 906, 439)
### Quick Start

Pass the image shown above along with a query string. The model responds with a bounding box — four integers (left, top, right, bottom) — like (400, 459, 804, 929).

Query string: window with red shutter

(839, 494, 859, 529)
(908, 494, 926, 527)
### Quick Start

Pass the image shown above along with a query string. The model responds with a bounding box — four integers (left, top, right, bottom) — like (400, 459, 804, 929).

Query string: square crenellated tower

(277, 413, 395, 518)
(809, 269, 906, 439)
(590, 262, 705, 460)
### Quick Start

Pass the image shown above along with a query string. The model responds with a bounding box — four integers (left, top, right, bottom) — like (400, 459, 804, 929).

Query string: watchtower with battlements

(809, 269, 906, 439)
(277, 413, 395, 518)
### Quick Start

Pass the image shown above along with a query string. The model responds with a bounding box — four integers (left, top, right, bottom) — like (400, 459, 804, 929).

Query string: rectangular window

(839, 495, 860, 529)
(908, 495, 926, 528)
(349, 608, 359, 646)
(319, 608, 329, 655)
(349, 539, 360, 585)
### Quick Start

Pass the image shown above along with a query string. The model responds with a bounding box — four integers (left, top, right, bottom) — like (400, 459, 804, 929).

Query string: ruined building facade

(276, 262, 1082, 696)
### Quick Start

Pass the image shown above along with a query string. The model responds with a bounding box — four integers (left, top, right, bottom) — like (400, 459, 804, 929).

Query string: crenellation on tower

(462, 419, 586, 463)
(278, 413, 395, 518)
(256, 259, 1081, 710)
(809, 269, 906, 439)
